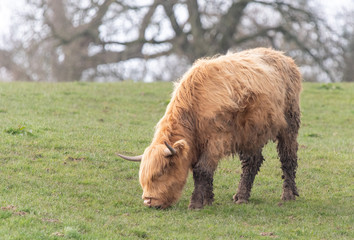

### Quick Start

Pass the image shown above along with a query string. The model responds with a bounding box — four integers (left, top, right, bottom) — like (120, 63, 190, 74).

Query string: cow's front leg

(189, 158, 216, 210)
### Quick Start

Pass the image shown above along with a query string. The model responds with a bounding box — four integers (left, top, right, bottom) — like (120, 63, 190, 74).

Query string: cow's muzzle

(143, 197, 167, 209)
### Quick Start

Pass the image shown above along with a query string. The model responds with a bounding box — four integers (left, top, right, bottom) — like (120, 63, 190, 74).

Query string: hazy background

(0, 0, 353, 82)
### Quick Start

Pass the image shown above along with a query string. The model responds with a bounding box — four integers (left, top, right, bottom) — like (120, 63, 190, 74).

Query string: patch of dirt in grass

(43, 218, 60, 223)
(52, 232, 64, 237)
(1, 205, 27, 216)
(64, 156, 86, 164)
(1, 205, 17, 211)
(14, 211, 27, 216)
(260, 232, 278, 238)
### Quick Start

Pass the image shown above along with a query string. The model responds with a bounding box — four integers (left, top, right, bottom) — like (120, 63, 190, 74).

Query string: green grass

(0, 82, 353, 239)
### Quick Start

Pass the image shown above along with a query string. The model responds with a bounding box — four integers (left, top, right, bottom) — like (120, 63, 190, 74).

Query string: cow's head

(118, 140, 190, 209)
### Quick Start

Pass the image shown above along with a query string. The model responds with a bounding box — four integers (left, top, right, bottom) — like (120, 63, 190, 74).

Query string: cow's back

(171, 48, 301, 156)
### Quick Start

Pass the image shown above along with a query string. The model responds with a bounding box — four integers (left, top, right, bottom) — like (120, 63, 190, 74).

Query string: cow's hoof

(203, 197, 214, 206)
(188, 202, 204, 210)
(235, 199, 248, 204)
(281, 189, 296, 201)
(233, 194, 248, 204)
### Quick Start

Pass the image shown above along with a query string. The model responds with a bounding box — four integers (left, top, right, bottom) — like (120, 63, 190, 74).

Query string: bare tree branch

(215, 0, 252, 52)
(162, 0, 183, 36)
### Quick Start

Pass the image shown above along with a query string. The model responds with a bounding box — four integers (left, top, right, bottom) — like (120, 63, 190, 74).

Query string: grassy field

(0, 82, 353, 239)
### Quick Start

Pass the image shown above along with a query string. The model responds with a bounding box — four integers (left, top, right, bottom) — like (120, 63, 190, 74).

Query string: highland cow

(118, 48, 302, 209)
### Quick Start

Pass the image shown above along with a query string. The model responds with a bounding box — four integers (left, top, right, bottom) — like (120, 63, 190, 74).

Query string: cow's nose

(144, 198, 152, 206)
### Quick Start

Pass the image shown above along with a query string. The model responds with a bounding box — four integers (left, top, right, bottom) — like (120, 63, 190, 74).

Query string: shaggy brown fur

(131, 48, 301, 209)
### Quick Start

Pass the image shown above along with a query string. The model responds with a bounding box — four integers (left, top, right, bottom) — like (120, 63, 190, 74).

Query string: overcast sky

(0, 0, 353, 39)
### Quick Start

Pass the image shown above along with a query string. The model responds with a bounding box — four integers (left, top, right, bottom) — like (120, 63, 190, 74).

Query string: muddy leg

(277, 131, 299, 201)
(277, 110, 300, 201)
(189, 154, 216, 210)
(233, 150, 264, 204)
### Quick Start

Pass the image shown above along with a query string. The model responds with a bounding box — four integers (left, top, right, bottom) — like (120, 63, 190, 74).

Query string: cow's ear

(163, 140, 188, 157)
(173, 139, 188, 152)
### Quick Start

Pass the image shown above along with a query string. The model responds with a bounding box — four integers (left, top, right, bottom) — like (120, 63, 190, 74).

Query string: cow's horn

(164, 141, 177, 155)
(116, 153, 142, 162)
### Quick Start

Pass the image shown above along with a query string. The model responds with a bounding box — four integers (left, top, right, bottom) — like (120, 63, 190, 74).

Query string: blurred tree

(342, 9, 354, 82)
(0, 0, 343, 81)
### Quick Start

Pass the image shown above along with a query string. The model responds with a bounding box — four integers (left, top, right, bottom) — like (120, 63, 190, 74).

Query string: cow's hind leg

(233, 150, 264, 204)
(277, 110, 300, 201)
(189, 154, 216, 210)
